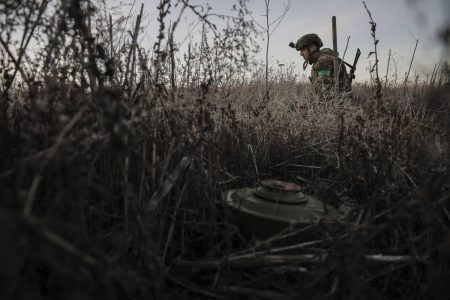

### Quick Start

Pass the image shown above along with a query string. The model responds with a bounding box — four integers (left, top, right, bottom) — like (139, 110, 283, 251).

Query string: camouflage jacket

(310, 48, 351, 98)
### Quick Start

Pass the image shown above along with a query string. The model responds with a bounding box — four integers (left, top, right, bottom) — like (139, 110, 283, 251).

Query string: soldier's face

(300, 48, 309, 61)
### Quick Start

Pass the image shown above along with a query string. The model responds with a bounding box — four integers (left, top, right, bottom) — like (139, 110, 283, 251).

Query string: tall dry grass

(1, 0, 450, 299)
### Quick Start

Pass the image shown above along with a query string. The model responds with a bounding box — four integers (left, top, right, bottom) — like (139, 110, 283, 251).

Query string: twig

(271, 138, 337, 168)
(431, 57, 443, 86)
(222, 286, 284, 299)
(166, 274, 227, 300)
(24, 107, 86, 218)
(234, 224, 317, 256)
(123, 3, 144, 90)
(337, 113, 344, 169)
(365, 254, 428, 263)
(337, 35, 350, 86)
(147, 156, 191, 212)
(174, 253, 428, 271)
(395, 162, 417, 189)
(248, 0, 292, 100)
(117, 0, 137, 49)
(108, 14, 114, 59)
(384, 48, 391, 89)
(363, 1, 382, 100)
(404, 32, 419, 86)
(162, 181, 187, 262)
(0, 37, 32, 90)
(229, 240, 324, 262)
(248, 144, 259, 181)
(1, 0, 49, 94)
(287, 164, 321, 169)
(40, 228, 96, 266)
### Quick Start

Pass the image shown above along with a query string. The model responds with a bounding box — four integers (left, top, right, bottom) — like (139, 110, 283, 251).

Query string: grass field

(1, 1, 449, 299)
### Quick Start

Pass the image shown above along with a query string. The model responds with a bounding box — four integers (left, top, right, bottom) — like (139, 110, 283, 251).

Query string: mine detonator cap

(289, 33, 323, 51)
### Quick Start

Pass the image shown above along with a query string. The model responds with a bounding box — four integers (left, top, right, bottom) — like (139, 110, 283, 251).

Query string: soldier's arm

(312, 55, 334, 99)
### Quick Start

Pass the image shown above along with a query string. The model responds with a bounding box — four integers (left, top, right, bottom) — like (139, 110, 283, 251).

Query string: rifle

(342, 48, 361, 84)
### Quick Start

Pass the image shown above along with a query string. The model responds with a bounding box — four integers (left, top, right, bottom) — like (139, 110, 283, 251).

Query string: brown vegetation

(1, 0, 449, 299)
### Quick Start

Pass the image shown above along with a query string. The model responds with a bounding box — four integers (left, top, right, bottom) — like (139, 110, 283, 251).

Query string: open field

(1, 1, 450, 299)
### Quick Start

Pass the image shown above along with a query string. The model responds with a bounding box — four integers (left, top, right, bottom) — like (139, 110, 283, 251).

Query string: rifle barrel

(349, 49, 361, 82)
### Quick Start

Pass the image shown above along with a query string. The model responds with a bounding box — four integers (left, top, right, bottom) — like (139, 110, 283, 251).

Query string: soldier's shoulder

(316, 49, 334, 67)
(318, 48, 334, 59)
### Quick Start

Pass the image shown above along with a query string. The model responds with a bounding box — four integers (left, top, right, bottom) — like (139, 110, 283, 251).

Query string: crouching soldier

(291, 33, 352, 100)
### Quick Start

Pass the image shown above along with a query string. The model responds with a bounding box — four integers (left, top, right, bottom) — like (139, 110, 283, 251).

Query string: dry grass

(1, 1, 450, 299)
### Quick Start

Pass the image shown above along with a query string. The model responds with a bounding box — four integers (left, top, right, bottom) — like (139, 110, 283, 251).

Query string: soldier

(291, 33, 352, 99)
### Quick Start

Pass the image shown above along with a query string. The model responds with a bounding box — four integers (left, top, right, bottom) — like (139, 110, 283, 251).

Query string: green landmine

(224, 179, 342, 241)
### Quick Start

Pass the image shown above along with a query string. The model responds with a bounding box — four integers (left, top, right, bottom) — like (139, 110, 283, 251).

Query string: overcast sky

(114, 0, 449, 82)
(243, 0, 449, 82)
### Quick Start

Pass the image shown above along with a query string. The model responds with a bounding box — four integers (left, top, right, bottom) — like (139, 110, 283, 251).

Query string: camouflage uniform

(310, 48, 352, 99)
(292, 34, 352, 99)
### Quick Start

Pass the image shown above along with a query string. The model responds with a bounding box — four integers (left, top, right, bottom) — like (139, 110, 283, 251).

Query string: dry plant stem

(169, 2, 188, 43)
(1, 0, 49, 94)
(108, 14, 114, 58)
(327, 276, 339, 297)
(235, 224, 317, 255)
(396, 164, 416, 189)
(166, 274, 227, 300)
(437, 68, 446, 86)
(337, 114, 344, 169)
(340, 36, 350, 71)
(186, 43, 191, 87)
(368, 61, 374, 84)
(116, 0, 137, 48)
(147, 155, 192, 213)
(249, 0, 291, 100)
(123, 156, 130, 232)
(0, 37, 32, 91)
(175, 254, 427, 271)
(25, 176, 42, 218)
(123, 3, 144, 91)
(138, 141, 147, 204)
(24, 107, 86, 218)
(162, 181, 187, 262)
(152, 127, 157, 191)
(264, 0, 270, 98)
(198, 23, 205, 88)
(288, 164, 321, 169)
(40, 228, 96, 266)
(404, 37, 419, 86)
(229, 240, 324, 261)
(130, 5, 145, 85)
(271, 138, 337, 168)
(169, 27, 176, 91)
(430, 64, 438, 85)
(431, 57, 443, 86)
(181, 0, 219, 36)
(153, 0, 171, 85)
(224, 286, 284, 299)
(2, 0, 448, 297)
(82, 1, 100, 91)
(248, 144, 259, 181)
(385, 48, 391, 89)
(363, 1, 382, 100)
(158, 140, 176, 187)
(337, 36, 350, 94)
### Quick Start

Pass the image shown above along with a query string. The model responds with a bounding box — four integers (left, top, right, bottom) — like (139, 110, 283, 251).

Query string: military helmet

(295, 33, 323, 50)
